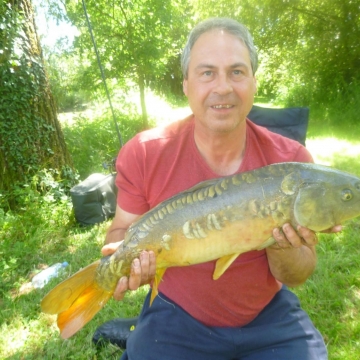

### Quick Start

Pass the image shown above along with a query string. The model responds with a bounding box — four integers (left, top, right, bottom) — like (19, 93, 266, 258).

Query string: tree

(64, 0, 192, 128)
(0, 0, 73, 198)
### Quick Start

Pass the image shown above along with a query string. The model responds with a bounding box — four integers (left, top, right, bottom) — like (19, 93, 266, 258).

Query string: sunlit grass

(307, 137, 360, 171)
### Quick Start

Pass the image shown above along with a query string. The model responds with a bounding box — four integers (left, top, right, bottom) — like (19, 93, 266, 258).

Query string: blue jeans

(121, 286, 327, 359)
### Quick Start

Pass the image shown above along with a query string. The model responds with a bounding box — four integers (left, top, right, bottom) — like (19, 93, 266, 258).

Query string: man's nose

(214, 73, 233, 95)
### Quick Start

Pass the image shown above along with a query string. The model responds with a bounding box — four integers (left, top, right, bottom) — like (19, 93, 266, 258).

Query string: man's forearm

(266, 245, 317, 287)
(105, 227, 127, 244)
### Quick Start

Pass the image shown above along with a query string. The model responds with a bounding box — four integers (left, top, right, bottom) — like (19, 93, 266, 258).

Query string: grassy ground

(1, 98, 360, 359)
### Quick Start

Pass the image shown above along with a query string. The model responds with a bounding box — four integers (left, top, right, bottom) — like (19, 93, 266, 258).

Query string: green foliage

(0, 3, 46, 172)
(44, 0, 191, 122)
(0, 165, 79, 211)
(0, 0, 73, 197)
(44, 47, 94, 112)
(0, 56, 55, 172)
(62, 108, 146, 179)
(306, 81, 360, 142)
(84, 0, 188, 76)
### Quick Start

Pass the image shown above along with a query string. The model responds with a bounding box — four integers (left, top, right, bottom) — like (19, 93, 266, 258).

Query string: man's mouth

(212, 104, 233, 109)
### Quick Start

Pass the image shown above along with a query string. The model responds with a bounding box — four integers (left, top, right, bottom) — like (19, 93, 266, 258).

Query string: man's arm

(104, 205, 140, 245)
(267, 223, 342, 287)
(101, 205, 156, 300)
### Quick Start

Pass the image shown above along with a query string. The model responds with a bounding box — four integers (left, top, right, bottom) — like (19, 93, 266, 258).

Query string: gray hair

(181, 18, 258, 78)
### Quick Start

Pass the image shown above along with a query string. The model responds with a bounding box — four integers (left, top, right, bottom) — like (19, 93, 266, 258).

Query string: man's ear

(183, 79, 188, 96)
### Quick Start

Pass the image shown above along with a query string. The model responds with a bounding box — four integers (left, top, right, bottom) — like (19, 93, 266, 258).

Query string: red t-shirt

(115, 115, 313, 327)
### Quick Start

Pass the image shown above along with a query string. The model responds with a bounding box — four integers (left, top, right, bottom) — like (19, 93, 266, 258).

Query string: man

(102, 18, 339, 359)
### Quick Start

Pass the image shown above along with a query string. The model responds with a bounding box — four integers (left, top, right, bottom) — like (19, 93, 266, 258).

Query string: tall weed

(62, 110, 145, 179)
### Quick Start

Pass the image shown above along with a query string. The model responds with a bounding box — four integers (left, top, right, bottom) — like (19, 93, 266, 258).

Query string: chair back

(248, 105, 309, 146)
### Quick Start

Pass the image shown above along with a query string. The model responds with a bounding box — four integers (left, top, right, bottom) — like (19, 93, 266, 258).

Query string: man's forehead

(190, 31, 251, 66)
(195, 28, 242, 42)
(192, 29, 246, 52)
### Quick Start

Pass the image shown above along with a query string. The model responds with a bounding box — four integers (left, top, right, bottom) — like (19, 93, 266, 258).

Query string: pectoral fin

(213, 254, 240, 280)
(255, 236, 276, 250)
(150, 268, 166, 305)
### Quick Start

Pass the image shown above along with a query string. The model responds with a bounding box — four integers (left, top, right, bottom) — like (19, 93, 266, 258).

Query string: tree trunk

(0, 0, 73, 195)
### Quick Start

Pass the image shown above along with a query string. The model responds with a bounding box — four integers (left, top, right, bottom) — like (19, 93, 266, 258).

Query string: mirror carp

(41, 162, 360, 338)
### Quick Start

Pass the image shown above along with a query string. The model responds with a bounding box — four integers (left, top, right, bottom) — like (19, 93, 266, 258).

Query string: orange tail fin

(41, 260, 101, 314)
(57, 283, 113, 338)
(41, 260, 113, 338)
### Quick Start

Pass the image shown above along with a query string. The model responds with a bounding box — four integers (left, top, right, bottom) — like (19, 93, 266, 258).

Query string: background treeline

(47, 0, 360, 117)
(1, 0, 359, 198)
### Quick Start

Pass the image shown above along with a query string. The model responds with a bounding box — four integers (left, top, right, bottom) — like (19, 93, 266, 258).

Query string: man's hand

(266, 223, 342, 287)
(101, 242, 156, 301)
(271, 223, 342, 249)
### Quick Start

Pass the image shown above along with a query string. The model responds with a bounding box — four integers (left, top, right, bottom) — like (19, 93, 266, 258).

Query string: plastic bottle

(32, 262, 69, 289)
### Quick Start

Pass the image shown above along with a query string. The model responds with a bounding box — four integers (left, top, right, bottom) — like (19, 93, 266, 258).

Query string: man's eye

(233, 70, 243, 75)
(203, 71, 212, 76)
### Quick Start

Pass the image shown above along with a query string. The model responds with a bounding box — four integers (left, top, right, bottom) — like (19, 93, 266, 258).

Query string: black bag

(70, 173, 117, 225)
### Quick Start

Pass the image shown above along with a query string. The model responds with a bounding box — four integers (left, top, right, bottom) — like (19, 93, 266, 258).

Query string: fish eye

(341, 189, 353, 201)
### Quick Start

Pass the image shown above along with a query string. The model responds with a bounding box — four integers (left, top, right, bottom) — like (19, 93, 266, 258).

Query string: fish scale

(41, 162, 360, 339)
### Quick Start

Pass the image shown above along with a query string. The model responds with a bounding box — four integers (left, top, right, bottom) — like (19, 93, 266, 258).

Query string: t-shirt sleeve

(114, 137, 150, 215)
(293, 144, 314, 163)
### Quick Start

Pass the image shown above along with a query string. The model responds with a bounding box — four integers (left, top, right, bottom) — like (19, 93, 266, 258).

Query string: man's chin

(207, 118, 244, 134)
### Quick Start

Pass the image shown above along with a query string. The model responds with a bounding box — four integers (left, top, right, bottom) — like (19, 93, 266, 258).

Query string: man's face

(183, 30, 257, 134)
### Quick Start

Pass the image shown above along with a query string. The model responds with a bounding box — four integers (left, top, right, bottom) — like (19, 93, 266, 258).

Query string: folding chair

(248, 105, 309, 146)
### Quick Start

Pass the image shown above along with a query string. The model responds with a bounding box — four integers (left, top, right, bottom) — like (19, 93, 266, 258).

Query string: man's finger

(139, 252, 150, 283)
(321, 225, 342, 234)
(272, 227, 291, 248)
(113, 276, 128, 301)
(297, 226, 318, 246)
(128, 258, 142, 290)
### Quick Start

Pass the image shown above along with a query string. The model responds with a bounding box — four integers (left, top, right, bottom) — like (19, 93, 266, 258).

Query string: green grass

(295, 226, 360, 359)
(0, 201, 146, 359)
(1, 98, 360, 359)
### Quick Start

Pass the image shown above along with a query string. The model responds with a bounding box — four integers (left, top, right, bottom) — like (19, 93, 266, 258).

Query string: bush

(62, 110, 145, 179)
